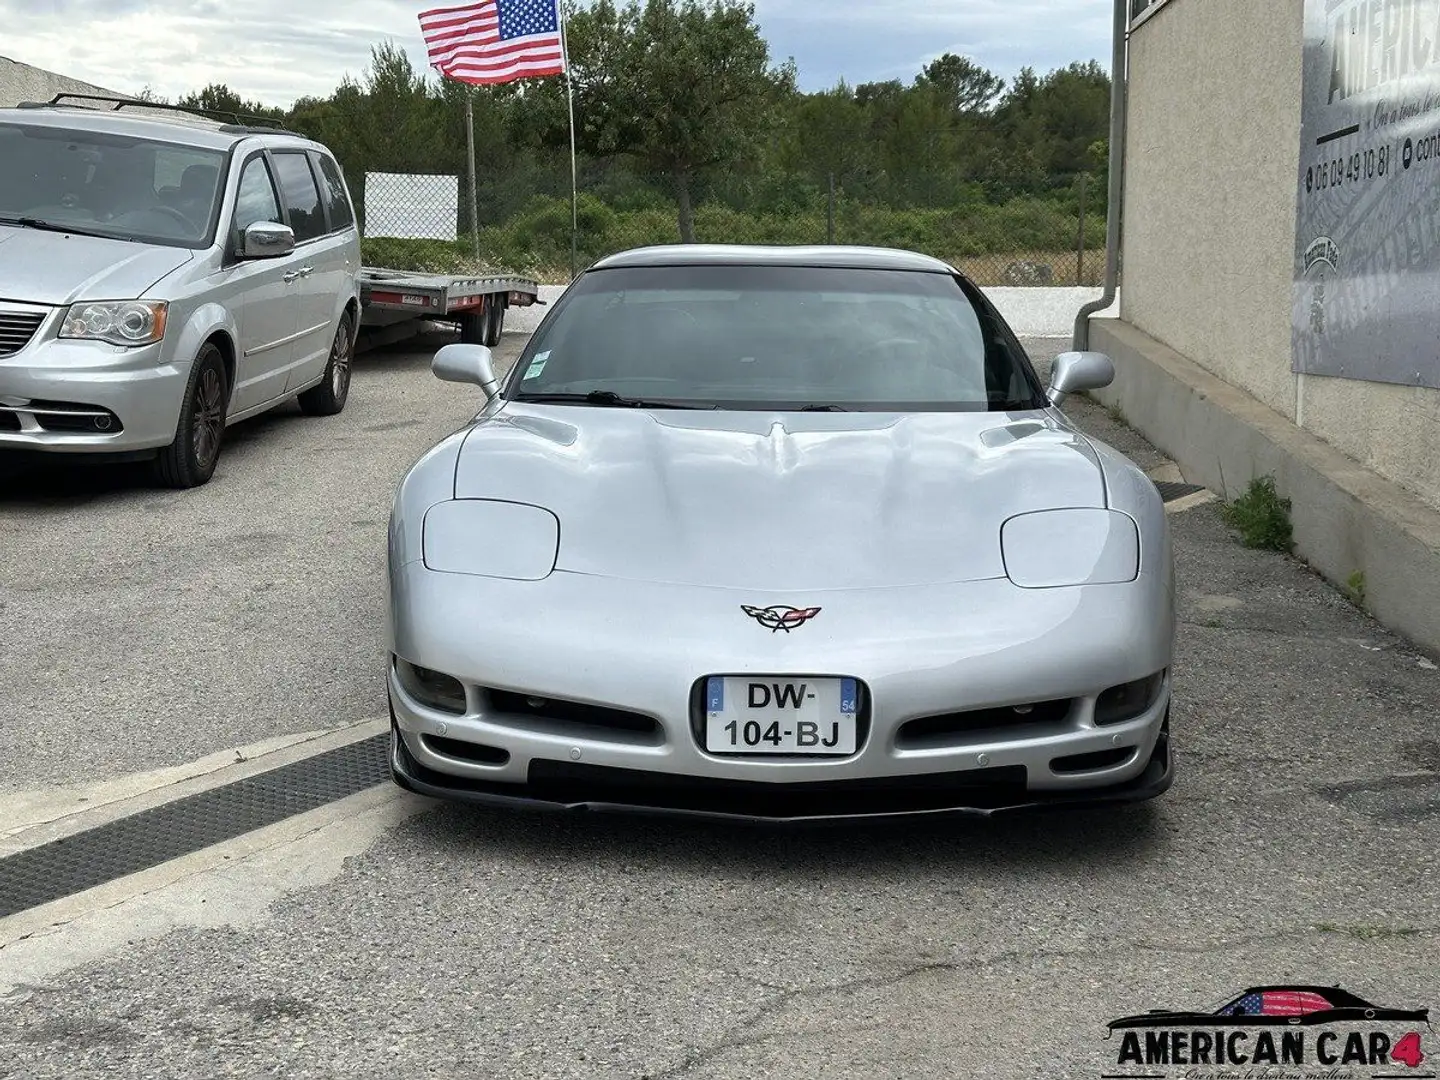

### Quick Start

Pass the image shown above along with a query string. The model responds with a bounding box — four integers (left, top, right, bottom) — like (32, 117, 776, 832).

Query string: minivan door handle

(283, 266, 314, 283)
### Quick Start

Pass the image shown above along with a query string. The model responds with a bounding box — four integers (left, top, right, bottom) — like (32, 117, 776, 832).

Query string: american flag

(419, 0, 566, 86)
(1231, 990, 1333, 1016)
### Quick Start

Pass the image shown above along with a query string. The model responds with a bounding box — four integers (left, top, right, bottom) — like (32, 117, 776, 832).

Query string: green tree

(916, 53, 1005, 115)
(563, 0, 796, 241)
(993, 61, 1110, 176)
(783, 83, 872, 190)
(353, 42, 449, 172)
(176, 83, 286, 123)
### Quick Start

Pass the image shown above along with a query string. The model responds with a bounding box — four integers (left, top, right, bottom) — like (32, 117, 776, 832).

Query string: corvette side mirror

(433, 343, 500, 401)
(1048, 350, 1115, 408)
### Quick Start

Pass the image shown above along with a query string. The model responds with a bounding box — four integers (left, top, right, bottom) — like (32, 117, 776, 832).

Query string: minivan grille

(0, 311, 45, 357)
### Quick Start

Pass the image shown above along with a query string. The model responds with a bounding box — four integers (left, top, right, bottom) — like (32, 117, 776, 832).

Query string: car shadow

(0, 453, 154, 506)
(0, 404, 310, 507)
(403, 794, 1170, 876)
(355, 327, 456, 372)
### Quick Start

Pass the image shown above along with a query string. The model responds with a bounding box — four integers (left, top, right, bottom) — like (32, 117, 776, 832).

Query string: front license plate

(704, 676, 858, 755)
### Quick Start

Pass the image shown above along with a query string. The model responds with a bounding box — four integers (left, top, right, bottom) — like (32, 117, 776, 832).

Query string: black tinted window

(270, 151, 324, 242)
(510, 264, 1044, 411)
(0, 122, 226, 247)
(314, 153, 354, 231)
(234, 156, 282, 233)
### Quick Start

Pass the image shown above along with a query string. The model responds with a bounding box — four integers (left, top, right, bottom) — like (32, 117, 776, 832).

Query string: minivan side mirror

(239, 221, 295, 259)
(1048, 351, 1115, 408)
(433, 343, 501, 401)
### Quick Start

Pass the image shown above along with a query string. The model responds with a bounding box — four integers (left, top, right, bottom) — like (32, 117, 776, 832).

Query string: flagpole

(464, 87, 481, 263)
(559, 0, 578, 280)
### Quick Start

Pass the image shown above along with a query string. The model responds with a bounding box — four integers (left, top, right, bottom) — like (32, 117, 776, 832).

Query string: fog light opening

(395, 656, 467, 715)
(1094, 670, 1166, 726)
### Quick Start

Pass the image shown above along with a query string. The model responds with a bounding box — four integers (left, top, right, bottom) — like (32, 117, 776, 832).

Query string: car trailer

(356, 269, 545, 354)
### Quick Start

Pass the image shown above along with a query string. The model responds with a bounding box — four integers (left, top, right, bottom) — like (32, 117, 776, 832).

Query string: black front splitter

(389, 718, 1175, 828)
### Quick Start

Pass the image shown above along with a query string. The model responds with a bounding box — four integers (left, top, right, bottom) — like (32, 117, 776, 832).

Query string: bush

(360, 189, 1108, 284)
(1221, 475, 1294, 553)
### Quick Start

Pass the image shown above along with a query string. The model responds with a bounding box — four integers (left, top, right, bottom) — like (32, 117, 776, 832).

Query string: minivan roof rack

(42, 92, 293, 131)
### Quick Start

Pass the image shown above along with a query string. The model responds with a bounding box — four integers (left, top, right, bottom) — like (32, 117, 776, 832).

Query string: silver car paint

(0, 226, 194, 305)
(0, 108, 359, 454)
(447, 407, 1111, 591)
(385, 247, 1177, 817)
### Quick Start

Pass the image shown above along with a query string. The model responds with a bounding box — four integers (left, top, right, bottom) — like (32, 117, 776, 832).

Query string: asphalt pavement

(0, 332, 1435, 1080)
(0, 330, 523, 795)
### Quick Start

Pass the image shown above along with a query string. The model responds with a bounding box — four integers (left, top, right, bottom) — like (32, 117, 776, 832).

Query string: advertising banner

(1294, 0, 1440, 388)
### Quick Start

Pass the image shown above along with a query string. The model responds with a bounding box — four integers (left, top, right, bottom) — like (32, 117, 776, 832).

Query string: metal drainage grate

(0, 734, 389, 919)
(1155, 481, 1206, 503)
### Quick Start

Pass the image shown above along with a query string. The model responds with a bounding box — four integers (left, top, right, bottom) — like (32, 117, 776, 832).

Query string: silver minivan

(0, 100, 362, 487)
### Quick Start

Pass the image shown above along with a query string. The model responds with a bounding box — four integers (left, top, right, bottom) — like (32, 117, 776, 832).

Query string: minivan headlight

(61, 301, 168, 346)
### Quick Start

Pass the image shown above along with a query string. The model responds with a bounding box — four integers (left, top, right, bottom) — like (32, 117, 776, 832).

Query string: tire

(458, 298, 504, 347)
(151, 341, 228, 489)
(458, 310, 485, 345)
(298, 310, 355, 417)
(483, 299, 505, 347)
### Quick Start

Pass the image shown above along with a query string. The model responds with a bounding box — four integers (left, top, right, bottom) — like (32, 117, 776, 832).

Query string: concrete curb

(1089, 317, 1440, 658)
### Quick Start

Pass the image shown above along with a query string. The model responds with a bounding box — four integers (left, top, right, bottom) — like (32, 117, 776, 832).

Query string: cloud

(0, 0, 1112, 107)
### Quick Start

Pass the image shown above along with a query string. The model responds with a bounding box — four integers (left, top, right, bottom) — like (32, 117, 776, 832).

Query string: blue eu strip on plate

(707, 676, 724, 713)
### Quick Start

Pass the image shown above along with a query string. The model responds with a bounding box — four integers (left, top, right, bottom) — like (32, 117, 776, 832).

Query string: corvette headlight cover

(61, 301, 168, 346)
(422, 499, 559, 580)
(1001, 508, 1139, 588)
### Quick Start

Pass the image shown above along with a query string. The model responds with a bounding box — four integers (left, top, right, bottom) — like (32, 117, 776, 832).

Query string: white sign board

(363, 172, 458, 240)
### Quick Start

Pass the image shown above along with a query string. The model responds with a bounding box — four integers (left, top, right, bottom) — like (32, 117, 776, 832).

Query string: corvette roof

(588, 244, 957, 273)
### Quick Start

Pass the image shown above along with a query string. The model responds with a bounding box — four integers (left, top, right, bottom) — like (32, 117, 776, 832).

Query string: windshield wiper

(0, 216, 119, 240)
(800, 404, 849, 412)
(514, 390, 718, 410)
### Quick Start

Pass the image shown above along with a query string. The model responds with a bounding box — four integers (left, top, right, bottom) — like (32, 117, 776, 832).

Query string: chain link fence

(350, 160, 1108, 288)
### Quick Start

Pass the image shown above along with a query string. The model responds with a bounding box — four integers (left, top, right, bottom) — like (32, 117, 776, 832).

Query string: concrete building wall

(0, 55, 120, 110)
(1120, 0, 1440, 511)
(1121, 0, 1305, 419)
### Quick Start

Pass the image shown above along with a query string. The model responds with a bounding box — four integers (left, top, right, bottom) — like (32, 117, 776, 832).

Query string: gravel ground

(0, 333, 1436, 1079)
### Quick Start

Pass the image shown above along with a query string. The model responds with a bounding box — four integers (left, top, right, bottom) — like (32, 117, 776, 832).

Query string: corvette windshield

(0, 122, 227, 248)
(508, 263, 1047, 411)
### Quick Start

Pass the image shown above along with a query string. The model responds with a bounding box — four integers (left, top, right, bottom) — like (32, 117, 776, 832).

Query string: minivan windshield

(0, 122, 227, 248)
(508, 263, 1047, 412)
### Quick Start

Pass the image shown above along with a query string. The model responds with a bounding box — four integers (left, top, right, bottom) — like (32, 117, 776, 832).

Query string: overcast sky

(3, 0, 1112, 108)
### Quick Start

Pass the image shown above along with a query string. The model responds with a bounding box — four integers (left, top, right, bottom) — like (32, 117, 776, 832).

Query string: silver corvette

(385, 245, 1175, 823)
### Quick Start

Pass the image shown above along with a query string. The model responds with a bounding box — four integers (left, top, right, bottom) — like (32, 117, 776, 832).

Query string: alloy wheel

(332, 321, 352, 399)
(191, 366, 225, 469)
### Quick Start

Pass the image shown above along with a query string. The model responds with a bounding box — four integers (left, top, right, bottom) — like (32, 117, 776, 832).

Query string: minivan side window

(315, 154, 355, 232)
(270, 151, 325, 243)
(234, 156, 283, 234)
(154, 148, 224, 234)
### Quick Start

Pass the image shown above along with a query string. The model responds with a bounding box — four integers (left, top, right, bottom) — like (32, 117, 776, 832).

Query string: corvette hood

(0, 224, 192, 305)
(453, 406, 1109, 591)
